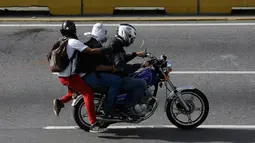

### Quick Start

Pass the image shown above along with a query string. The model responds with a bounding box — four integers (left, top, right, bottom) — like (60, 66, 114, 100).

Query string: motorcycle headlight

(167, 60, 172, 72)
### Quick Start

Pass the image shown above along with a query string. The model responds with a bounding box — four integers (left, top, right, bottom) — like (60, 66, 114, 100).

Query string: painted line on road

(52, 71, 255, 75)
(2, 23, 255, 27)
(43, 126, 80, 129)
(42, 125, 255, 130)
(170, 71, 255, 74)
(51, 71, 255, 75)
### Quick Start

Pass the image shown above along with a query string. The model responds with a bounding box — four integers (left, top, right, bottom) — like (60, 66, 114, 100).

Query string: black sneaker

(89, 122, 107, 133)
(103, 108, 119, 119)
(53, 99, 64, 117)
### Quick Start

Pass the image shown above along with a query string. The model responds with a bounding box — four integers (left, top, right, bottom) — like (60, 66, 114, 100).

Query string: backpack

(47, 37, 77, 73)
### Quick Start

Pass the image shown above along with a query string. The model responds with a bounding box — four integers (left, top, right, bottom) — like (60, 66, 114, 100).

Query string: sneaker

(89, 122, 107, 133)
(53, 99, 64, 117)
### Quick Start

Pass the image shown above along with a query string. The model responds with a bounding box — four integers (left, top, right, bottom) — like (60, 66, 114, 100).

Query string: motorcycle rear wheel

(73, 96, 111, 132)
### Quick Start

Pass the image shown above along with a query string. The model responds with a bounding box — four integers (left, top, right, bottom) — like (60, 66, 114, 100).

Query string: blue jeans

(82, 72, 122, 112)
(120, 77, 147, 106)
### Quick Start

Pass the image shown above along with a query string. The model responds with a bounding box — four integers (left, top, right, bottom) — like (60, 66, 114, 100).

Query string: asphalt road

(1, 21, 255, 143)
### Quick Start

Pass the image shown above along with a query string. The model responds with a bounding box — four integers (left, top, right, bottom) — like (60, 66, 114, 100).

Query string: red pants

(58, 74, 96, 124)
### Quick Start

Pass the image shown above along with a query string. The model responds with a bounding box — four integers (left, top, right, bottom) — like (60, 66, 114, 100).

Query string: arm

(124, 51, 145, 62)
(82, 46, 113, 55)
(123, 52, 137, 62)
(95, 65, 115, 72)
(69, 39, 114, 55)
(113, 52, 142, 73)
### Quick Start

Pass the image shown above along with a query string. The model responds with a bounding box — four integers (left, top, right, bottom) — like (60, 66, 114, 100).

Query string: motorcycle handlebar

(144, 49, 166, 64)
(144, 51, 155, 59)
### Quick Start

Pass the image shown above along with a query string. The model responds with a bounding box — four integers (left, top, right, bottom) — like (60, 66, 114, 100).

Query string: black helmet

(60, 20, 77, 38)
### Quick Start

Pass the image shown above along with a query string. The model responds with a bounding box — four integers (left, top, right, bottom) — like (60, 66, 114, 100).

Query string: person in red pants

(52, 20, 115, 133)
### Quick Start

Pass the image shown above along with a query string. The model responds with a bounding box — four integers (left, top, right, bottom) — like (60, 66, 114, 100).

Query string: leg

(60, 87, 73, 103)
(54, 75, 96, 124)
(120, 77, 147, 118)
(99, 73, 122, 116)
(83, 72, 122, 116)
(121, 77, 147, 106)
(54, 75, 106, 133)
(53, 87, 73, 117)
(63, 75, 96, 124)
(58, 75, 107, 133)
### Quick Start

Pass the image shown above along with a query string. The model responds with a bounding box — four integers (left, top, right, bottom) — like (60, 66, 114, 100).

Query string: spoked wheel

(73, 96, 111, 132)
(166, 89, 209, 129)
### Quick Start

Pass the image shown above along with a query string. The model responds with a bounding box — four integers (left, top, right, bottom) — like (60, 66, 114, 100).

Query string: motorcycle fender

(71, 95, 83, 107)
(164, 85, 195, 111)
(176, 85, 195, 91)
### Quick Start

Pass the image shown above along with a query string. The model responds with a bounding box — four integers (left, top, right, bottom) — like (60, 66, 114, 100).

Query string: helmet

(117, 23, 137, 47)
(60, 20, 77, 38)
(84, 23, 108, 43)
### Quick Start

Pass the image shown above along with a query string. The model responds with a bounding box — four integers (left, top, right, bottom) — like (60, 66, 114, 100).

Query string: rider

(52, 20, 115, 133)
(76, 23, 122, 118)
(103, 23, 150, 119)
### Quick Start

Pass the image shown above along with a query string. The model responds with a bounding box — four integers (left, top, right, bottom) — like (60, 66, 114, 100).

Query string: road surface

(1, 21, 255, 143)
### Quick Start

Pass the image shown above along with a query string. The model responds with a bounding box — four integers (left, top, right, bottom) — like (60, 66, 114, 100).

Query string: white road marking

(43, 126, 79, 129)
(42, 125, 255, 130)
(170, 71, 255, 74)
(52, 71, 255, 75)
(1, 23, 255, 27)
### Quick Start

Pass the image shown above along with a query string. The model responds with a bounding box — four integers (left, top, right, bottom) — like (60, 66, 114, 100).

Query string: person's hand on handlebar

(136, 51, 146, 58)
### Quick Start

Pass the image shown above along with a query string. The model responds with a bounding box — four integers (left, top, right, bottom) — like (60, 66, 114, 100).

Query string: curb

(1, 16, 255, 22)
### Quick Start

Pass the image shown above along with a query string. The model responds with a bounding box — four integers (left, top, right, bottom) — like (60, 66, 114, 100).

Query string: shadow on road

(98, 127, 255, 142)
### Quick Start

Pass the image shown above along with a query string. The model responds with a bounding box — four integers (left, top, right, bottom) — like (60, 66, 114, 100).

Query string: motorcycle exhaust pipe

(96, 117, 127, 123)
(96, 117, 140, 123)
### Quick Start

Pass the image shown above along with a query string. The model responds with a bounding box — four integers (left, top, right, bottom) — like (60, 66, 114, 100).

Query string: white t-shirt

(56, 38, 88, 77)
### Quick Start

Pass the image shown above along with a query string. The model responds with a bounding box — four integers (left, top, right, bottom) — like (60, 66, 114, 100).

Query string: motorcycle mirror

(159, 55, 167, 61)
(144, 47, 148, 55)
(139, 40, 145, 49)
(163, 55, 167, 60)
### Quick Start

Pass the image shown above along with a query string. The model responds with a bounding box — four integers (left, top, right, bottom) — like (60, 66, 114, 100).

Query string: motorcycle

(71, 43, 209, 132)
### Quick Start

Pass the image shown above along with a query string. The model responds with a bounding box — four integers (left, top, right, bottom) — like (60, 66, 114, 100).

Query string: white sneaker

(89, 122, 108, 133)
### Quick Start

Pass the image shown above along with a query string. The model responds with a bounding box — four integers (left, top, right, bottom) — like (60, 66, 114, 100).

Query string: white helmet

(117, 24, 137, 46)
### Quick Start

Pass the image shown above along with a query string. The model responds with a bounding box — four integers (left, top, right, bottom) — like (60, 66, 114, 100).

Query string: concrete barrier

(245, 0, 255, 7)
(0, 0, 37, 6)
(200, 0, 255, 14)
(0, 0, 81, 15)
(82, 0, 197, 15)
(39, 0, 81, 15)
(1, 0, 254, 15)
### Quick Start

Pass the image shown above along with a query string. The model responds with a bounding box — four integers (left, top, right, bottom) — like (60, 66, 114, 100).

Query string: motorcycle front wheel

(166, 88, 209, 129)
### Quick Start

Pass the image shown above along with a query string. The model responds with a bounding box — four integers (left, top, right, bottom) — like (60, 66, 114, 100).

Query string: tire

(73, 95, 112, 132)
(166, 88, 209, 129)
